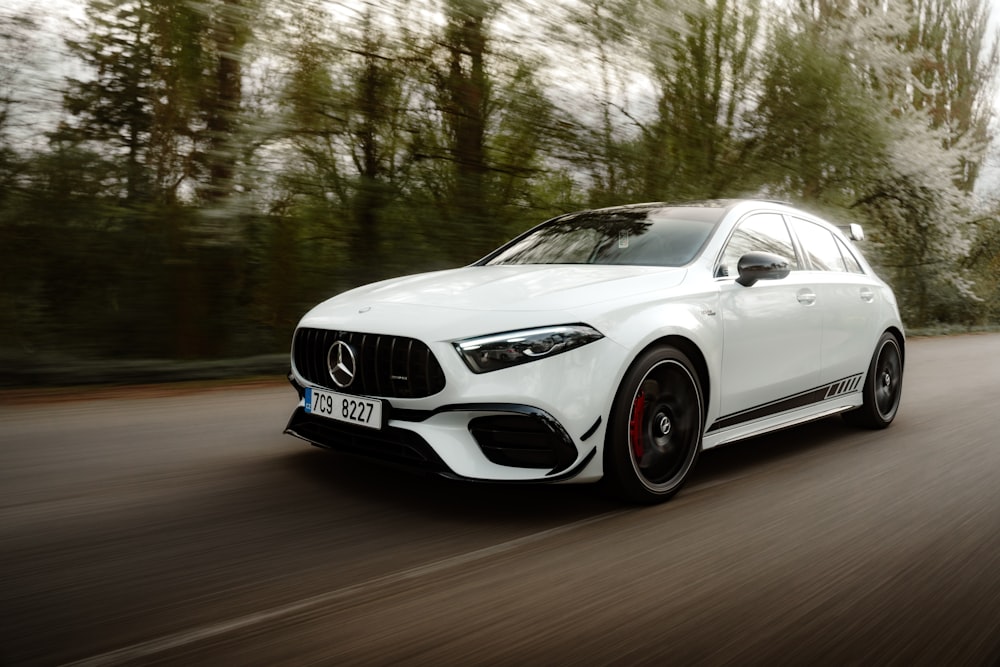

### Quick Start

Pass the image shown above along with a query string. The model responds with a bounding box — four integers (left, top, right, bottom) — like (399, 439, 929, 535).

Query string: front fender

(586, 290, 724, 427)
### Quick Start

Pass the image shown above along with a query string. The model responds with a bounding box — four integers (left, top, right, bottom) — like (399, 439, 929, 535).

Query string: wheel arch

(885, 326, 905, 367)
(601, 334, 709, 502)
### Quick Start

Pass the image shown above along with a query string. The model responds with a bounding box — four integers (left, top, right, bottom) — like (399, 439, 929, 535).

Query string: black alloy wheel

(843, 331, 903, 429)
(604, 345, 703, 504)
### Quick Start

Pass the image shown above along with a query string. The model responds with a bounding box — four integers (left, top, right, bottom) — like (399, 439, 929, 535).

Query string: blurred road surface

(2, 335, 1000, 666)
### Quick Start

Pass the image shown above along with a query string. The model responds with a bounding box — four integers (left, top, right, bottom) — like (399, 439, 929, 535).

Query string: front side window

(717, 213, 799, 278)
(481, 206, 725, 267)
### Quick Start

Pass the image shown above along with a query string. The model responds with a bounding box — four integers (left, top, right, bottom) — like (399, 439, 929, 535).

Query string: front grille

(293, 328, 446, 398)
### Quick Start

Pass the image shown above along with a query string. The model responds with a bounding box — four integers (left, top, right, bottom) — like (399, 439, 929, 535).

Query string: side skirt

(703, 374, 863, 449)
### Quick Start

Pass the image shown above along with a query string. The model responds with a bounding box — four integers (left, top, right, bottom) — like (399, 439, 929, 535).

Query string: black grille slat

(316, 329, 326, 382)
(406, 340, 417, 396)
(388, 337, 397, 395)
(390, 337, 402, 396)
(425, 347, 433, 396)
(293, 327, 445, 398)
(359, 334, 371, 395)
(345, 331, 362, 393)
(302, 329, 312, 382)
(373, 335, 384, 396)
(315, 329, 326, 383)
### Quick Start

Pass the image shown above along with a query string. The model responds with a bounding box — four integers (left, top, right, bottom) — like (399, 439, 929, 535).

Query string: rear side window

(792, 219, 846, 271)
(791, 218, 864, 274)
(717, 213, 799, 278)
(835, 236, 864, 273)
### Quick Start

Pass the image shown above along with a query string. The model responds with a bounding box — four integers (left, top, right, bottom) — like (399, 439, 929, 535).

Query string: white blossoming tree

(751, 0, 997, 327)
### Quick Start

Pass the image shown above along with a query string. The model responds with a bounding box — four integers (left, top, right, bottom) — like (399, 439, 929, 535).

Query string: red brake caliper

(629, 392, 646, 458)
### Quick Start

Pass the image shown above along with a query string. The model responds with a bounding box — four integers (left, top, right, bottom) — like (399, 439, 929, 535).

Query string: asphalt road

(2, 334, 1000, 666)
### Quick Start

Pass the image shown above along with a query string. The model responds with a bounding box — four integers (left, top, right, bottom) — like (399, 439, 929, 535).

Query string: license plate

(304, 387, 383, 430)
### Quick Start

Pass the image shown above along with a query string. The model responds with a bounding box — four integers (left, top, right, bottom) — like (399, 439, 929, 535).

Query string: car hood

(300, 265, 686, 338)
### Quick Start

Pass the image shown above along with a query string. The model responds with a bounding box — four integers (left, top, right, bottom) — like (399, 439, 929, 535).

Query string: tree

(901, 0, 998, 192)
(753, 0, 998, 327)
(279, 2, 424, 287)
(0, 9, 36, 215)
(439, 0, 491, 236)
(63, 0, 253, 208)
(556, 0, 641, 206)
(56, 0, 258, 357)
(750, 13, 890, 204)
(636, 0, 763, 200)
(201, 0, 253, 204)
(412, 0, 558, 260)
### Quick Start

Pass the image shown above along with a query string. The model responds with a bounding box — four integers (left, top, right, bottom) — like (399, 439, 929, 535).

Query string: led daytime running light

(455, 324, 603, 373)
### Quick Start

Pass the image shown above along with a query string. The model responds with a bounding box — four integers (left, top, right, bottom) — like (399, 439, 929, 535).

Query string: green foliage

(963, 211, 1000, 323)
(61, 0, 253, 206)
(903, 0, 997, 191)
(2, 0, 999, 371)
(637, 0, 763, 200)
(751, 22, 890, 203)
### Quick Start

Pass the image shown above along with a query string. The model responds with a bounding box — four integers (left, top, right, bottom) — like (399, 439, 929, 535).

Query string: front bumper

(284, 399, 601, 483)
(284, 335, 628, 483)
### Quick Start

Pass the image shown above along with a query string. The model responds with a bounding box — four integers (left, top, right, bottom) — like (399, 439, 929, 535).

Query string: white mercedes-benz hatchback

(285, 199, 904, 503)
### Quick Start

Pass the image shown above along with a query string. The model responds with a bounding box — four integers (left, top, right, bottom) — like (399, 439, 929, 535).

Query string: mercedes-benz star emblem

(327, 340, 357, 388)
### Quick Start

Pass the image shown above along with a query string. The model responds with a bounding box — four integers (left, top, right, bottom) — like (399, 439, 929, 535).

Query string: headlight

(454, 324, 604, 373)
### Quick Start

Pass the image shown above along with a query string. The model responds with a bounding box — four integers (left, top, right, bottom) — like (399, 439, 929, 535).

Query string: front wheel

(842, 332, 903, 429)
(603, 345, 704, 504)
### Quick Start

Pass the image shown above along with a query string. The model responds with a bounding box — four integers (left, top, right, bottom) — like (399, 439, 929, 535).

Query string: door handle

(859, 288, 875, 303)
(797, 289, 817, 306)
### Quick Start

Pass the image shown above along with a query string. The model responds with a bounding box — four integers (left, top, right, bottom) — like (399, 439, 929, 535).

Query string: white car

(285, 200, 904, 503)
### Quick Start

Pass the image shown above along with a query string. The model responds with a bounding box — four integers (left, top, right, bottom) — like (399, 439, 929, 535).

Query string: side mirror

(736, 252, 791, 287)
(837, 223, 865, 241)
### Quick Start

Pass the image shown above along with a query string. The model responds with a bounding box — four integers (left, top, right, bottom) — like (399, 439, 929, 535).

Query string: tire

(603, 345, 704, 504)
(842, 332, 903, 429)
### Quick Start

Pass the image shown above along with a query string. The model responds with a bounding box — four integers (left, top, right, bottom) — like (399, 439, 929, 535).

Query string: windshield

(481, 206, 724, 267)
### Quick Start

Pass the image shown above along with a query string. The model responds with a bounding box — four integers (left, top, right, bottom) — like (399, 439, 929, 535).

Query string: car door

(716, 213, 823, 419)
(787, 217, 881, 386)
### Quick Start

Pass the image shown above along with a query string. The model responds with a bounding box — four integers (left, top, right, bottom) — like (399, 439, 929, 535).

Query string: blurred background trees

(1, 0, 999, 369)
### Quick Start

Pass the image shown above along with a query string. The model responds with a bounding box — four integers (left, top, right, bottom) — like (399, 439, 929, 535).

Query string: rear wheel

(603, 345, 703, 504)
(842, 332, 903, 429)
